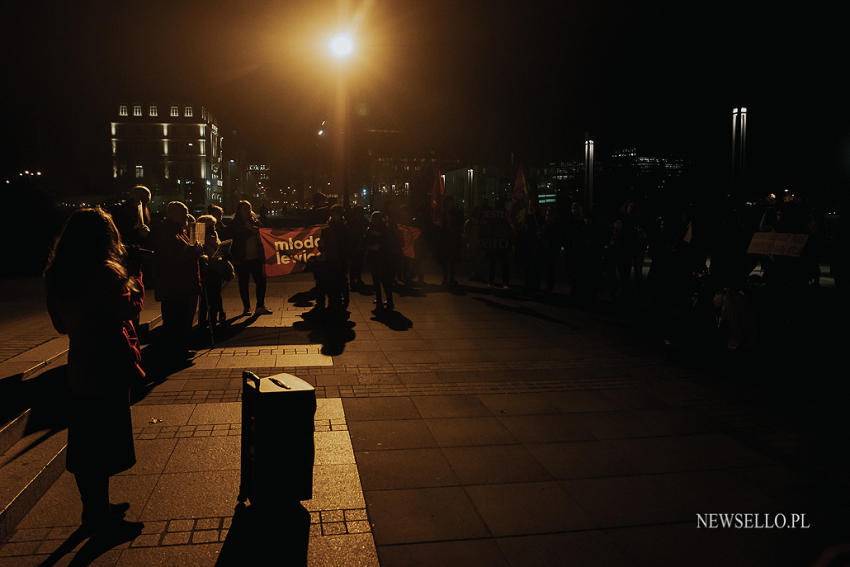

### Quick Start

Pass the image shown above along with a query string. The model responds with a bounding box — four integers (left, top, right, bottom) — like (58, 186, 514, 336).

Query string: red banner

(398, 225, 422, 259)
(259, 226, 324, 277)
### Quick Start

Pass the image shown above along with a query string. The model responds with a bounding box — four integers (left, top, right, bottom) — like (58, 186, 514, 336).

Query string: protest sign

(259, 226, 323, 276)
(746, 232, 808, 257)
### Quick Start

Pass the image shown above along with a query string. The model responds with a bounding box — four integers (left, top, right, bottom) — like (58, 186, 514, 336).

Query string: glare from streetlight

(329, 33, 354, 59)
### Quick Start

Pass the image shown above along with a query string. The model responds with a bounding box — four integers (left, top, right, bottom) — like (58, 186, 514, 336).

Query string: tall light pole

(731, 106, 747, 197)
(584, 136, 595, 213)
(329, 32, 354, 208)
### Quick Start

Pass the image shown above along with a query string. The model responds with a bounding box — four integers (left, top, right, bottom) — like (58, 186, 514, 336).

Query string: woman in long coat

(44, 207, 144, 534)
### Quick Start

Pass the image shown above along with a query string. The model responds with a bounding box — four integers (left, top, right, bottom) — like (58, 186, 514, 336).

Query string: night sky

(2, 1, 846, 194)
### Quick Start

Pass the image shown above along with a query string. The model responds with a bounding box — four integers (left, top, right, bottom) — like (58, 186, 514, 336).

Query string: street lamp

(328, 32, 355, 208)
(329, 33, 354, 59)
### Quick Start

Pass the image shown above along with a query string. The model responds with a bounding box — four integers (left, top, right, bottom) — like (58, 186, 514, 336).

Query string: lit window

(171, 105, 179, 117)
(135, 165, 143, 178)
(184, 106, 193, 117)
(119, 105, 128, 116)
(149, 105, 158, 117)
(133, 105, 142, 117)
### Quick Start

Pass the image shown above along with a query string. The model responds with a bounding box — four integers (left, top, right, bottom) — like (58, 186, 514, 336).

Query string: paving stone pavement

(0, 275, 845, 566)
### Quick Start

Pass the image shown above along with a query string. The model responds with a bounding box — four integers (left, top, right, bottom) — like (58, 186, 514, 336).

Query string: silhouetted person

(605, 218, 632, 303)
(464, 207, 484, 282)
(230, 200, 271, 316)
(307, 193, 330, 300)
(438, 195, 463, 285)
(347, 206, 366, 289)
(317, 204, 350, 312)
(517, 204, 541, 295)
(112, 185, 152, 329)
(365, 211, 395, 310)
(540, 206, 562, 293)
(197, 214, 230, 327)
(208, 204, 225, 229)
(153, 201, 203, 358)
(482, 201, 511, 288)
(647, 212, 695, 345)
(44, 207, 144, 538)
(113, 186, 152, 266)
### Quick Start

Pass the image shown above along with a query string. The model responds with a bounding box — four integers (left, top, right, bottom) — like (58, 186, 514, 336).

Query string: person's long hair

(44, 207, 136, 297)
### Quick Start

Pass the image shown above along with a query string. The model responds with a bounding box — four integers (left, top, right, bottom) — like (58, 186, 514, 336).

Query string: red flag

(431, 170, 445, 226)
(398, 224, 422, 259)
(508, 165, 527, 228)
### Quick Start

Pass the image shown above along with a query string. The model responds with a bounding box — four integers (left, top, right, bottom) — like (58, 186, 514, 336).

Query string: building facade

(110, 102, 223, 209)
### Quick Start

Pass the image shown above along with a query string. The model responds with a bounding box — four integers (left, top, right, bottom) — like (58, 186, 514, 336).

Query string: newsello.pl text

(696, 513, 811, 529)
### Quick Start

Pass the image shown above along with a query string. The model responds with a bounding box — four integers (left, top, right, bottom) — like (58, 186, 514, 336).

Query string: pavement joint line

(0, 506, 369, 554)
(135, 420, 349, 439)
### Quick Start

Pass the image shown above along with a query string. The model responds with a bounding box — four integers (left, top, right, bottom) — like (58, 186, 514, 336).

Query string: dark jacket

(365, 225, 395, 265)
(47, 268, 142, 475)
(153, 220, 201, 300)
(319, 219, 349, 270)
(226, 219, 264, 264)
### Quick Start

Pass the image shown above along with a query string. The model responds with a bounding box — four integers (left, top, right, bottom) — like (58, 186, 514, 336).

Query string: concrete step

(0, 313, 162, 385)
(0, 309, 162, 543)
(0, 337, 69, 383)
(0, 409, 30, 458)
(0, 426, 67, 543)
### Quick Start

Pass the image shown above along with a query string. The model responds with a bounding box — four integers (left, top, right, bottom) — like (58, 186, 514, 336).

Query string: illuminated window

(149, 105, 158, 117)
(119, 105, 128, 116)
(135, 165, 143, 178)
(184, 106, 193, 117)
(133, 105, 142, 117)
(170, 105, 179, 117)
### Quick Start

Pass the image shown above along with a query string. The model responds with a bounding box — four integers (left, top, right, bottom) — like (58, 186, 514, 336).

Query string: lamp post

(584, 136, 595, 213)
(328, 32, 354, 208)
(731, 106, 747, 198)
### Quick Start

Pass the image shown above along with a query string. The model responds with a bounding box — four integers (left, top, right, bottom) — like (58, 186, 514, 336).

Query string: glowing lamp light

(318, 129, 324, 136)
(329, 34, 354, 59)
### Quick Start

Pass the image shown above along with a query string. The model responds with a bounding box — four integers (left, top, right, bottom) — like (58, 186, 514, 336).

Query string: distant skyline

(2, 1, 846, 196)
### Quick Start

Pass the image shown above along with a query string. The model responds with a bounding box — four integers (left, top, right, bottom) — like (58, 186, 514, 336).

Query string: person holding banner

(365, 211, 395, 311)
(230, 200, 271, 316)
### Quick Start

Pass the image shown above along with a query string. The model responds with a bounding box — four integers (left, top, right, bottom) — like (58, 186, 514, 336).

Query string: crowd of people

(40, 182, 844, 537)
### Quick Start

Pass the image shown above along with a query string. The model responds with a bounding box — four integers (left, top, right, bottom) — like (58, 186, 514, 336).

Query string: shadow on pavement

(216, 502, 310, 567)
(370, 308, 413, 331)
(288, 289, 317, 308)
(38, 517, 142, 567)
(292, 309, 356, 356)
(0, 366, 68, 457)
(471, 296, 581, 330)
